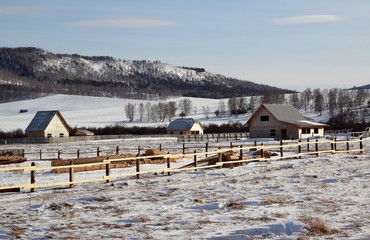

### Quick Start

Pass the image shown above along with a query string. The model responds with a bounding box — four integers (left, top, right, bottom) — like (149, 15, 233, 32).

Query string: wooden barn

(25, 110, 71, 138)
(246, 104, 328, 139)
(167, 118, 204, 135)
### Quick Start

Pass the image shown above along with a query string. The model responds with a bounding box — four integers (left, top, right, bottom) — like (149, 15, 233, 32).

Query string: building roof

(25, 110, 71, 132)
(166, 118, 203, 131)
(250, 104, 327, 127)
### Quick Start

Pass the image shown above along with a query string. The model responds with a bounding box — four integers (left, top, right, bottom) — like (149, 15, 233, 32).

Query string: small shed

(70, 129, 94, 136)
(246, 104, 328, 139)
(25, 110, 71, 138)
(167, 118, 204, 135)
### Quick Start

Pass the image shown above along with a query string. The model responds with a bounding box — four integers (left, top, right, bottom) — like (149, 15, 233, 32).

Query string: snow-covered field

(0, 94, 329, 132)
(0, 94, 238, 132)
(1, 94, 368, 239)
(0, 137, 369, 239)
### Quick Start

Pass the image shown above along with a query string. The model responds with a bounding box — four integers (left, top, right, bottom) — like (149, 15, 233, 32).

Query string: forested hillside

(0, 47, 291, 103)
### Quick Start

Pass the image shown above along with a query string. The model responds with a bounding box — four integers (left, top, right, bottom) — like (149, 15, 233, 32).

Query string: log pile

(143, 149, 179, 164)
(51, 154, 134, 174)
(179, 150, 247, 169)
(0, 156, 27, 165)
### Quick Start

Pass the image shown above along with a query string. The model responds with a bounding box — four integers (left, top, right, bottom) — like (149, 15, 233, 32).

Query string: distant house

(167, 118, 204, 135)
(246, 104, 328, 139)
(25, 110, 71, 138)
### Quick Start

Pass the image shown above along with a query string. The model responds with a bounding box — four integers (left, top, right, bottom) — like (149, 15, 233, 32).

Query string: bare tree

(289, 93, 300, 109)
(328, 88, 338, 117)
(313, 88, 324, 115)
(228, 97, 238, 116)
(178, 98, 192, 117)
(218, 100, 226, 118)
(167, 101, 177, 121)
(157, 102, 168, 122)
(302, 88, 312, 111)
(202, 105, 210, 119)
(139, 103, 145, 122)
(238, 97, 247, 114)
(124, 103, 136, 122)
(248, 96, 257, 113)
(145, 102, 151, 122)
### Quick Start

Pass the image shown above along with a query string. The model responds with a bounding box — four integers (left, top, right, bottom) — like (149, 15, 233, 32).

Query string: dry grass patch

(227, 202, 245, 210)
(137, 215, 151, 223)
(301, 217, 340, 236)
(10, 226, 24, 238)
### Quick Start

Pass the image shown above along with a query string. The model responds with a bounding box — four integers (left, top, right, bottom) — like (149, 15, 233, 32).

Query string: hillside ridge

(0, 47, 292, 103)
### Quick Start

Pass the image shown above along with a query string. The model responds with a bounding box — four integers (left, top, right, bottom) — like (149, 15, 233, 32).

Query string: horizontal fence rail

(0, 137, 365, 193)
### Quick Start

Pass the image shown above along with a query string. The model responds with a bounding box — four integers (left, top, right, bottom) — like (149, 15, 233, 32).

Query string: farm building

(70, 129, 94, 136)
(25, 110, 71, 138)
(166, 118, 204, 135)
(246, 104, 328, 139)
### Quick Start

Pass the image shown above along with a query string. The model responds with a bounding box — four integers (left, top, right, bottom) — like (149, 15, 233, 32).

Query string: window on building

(261, 115, 269, 121)
(47, 133, 52, 138)
(302, 128, 311, 134)
(59, 133, 64, 137)
(314, 128, 319, 134)
(270, 129, 276, 137)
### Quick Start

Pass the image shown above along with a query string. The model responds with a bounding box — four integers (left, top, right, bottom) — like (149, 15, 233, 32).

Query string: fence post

(315, 139, 319, 157)
(105, 160, 110, 183)
(183, 143, 186, 155)
(58, 150, 61, 160)
(39, 150, 42, 160)
(298, 139, 302, 159)
(116, 146, 119, 155)
(205, 142, 208, 157)
(346, 137, 350, 153)
(280, 139, 283, 158)
(360, 137, 363, 154)
(218, 147, 222, 168)
(30, 162, 36, 192)
(230, 142, 233, 149)
(239, 145, 243, 160)
(167, 157, 171, 176)
(307, 138, 310, 152)
(159, 144, 162, 151)
(136, 158, 140, 179)
(138, 145, 141, 156)
(69, 160, 74, 188)
(194, 150, 197, 171)
(334, 137, 337, 152)
(260, 143, 264, 158)
(77, 149, 80, 159)
(97, 147, 100, 157)
(331, 139, 334, 154)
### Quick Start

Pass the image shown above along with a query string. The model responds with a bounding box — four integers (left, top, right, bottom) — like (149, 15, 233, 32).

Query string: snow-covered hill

(0, 47, 291, 101)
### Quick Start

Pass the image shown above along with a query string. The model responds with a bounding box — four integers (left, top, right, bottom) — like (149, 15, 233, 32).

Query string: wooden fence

(0, 137, 365, 193)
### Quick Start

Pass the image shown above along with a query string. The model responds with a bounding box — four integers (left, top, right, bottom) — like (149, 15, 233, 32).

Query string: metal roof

(261, 104, 327, 127)
(166, 118, 202, 131)
(25, 110, 71, 132)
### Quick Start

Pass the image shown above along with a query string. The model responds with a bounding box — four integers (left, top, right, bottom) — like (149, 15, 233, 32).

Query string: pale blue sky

(1, 0, 369, 91)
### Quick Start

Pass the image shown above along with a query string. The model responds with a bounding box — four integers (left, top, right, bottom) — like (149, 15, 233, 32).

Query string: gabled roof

(25, 110, 71, 132)
(166, 118, 203, 131)
(249, 104, 327, 127)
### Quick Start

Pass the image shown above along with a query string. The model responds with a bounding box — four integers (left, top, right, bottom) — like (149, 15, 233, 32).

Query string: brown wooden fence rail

(0, 137, 365, 193)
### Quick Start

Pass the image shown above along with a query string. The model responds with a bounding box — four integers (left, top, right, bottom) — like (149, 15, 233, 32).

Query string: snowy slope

(0, 94, 245, 132)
